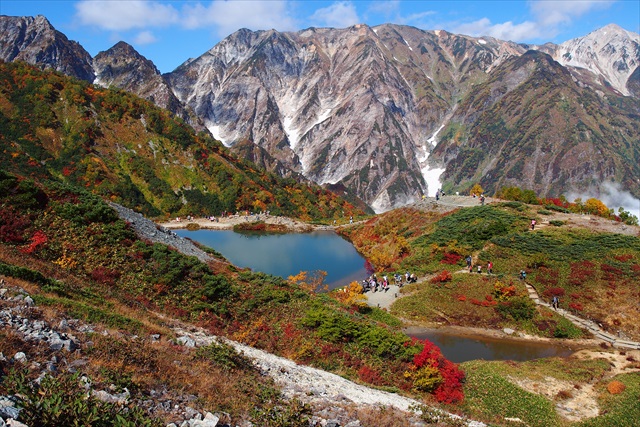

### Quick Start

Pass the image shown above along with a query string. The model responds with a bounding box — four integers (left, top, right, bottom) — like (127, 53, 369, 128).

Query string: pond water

(405, 326, 576, 363)
(176, 229, 369, 289)
(176, 229, 578, 363)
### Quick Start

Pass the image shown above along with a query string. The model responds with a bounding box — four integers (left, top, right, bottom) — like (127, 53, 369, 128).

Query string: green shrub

(549, 220, 565, 227)
(496, 296, 536, 321)
(0, 262, 67, 295)
(553, 317, 582, 338)
(1, 369, 159, 427)
(537, 210, 553, 215)
(544, 204, 570, 213)
(195, 341, 254, 371)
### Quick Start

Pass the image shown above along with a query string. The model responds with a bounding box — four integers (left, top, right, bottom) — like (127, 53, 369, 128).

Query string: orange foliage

(606, 380, 626, 395)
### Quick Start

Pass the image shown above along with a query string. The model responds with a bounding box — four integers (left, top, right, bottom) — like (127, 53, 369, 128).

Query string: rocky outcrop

(0, 15, 94, 82)
(92, 42, 206, 132)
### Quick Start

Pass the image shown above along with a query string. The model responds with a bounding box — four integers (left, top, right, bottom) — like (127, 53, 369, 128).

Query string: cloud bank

(452, 0, 616, 41)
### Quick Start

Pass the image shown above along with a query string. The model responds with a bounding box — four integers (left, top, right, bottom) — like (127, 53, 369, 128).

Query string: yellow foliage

(470, 183, 484, 196)
(334, 281, 367, 307)
(404, 365, 443, 392)
(53, 252, 78, 269)
(584, 198, 609, 216)
(288, 270, 327, 292)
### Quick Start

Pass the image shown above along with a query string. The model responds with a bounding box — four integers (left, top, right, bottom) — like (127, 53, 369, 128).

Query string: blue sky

(2, 1, 639, 73)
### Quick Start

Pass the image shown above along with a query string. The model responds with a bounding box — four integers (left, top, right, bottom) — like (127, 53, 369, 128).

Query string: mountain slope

(1, 16, 638, 211)
(92, 41, 204, 132)
(0, 61, 365, 220)
(432, 50, 640, 197)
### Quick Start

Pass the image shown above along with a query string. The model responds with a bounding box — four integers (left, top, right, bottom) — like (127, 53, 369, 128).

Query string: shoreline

(401, 322, 601, 349)
(157, 215, 336, 233)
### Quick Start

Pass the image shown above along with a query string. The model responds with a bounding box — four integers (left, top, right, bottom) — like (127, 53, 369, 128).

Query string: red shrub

(536, 267, 559, 286)
(358, 365, 384, 386)
(20, 230, 48, 254)
(601, 264, 624, 280)
(457, 295, 467, 302)
(0, 207, 31, 243)
(542, 287, 565, 298)
(614, 254, 633, 262)
(441, 252, 462, 265)
(568, 302, 583, 311)
(413, 340, 465, 404)
(430, 270, 452, 284)
(90, 266, 121, 285)
(570, 293, 581, 300)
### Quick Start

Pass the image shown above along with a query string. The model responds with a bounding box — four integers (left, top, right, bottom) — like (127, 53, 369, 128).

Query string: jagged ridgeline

(0, 62, 368, 219)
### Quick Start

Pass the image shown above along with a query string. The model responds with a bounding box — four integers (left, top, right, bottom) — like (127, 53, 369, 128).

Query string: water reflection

(176, 229, 368, 289)
(406, 327, 575, 363)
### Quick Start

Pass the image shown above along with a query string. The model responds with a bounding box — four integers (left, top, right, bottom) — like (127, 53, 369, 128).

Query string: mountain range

(1, 15, 638, 212)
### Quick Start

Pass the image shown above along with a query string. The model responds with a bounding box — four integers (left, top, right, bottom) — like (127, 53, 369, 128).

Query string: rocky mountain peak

(0, 14, 95, 81)
(551, 22, 639, 96)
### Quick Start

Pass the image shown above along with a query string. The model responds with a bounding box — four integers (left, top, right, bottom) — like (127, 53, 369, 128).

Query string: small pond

(176, 229, 369, 289)
(405, 326, 576, 363)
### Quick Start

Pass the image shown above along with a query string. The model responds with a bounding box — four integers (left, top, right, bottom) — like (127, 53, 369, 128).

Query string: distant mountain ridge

(1, 14, 638, 211)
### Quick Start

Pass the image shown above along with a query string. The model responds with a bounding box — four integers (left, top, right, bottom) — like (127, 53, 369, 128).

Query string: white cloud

(134, 30, 157, 45)
(309, 1, 360, 29)
(366, 0, 400, 17)
(530, 0, 615, 28)
(455, 18, 542, 41)
(182, 0, 297, 37)
(452, 0, 615, 42)
(74, 0, 179, 31)
(567, 181, 640, 221)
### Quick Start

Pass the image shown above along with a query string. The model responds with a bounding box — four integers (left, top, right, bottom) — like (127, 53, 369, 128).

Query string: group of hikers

(362, 272, 417, 293)
(465, 255, 493, 274)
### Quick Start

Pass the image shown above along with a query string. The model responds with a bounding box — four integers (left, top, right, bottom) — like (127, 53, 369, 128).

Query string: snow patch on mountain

(419, 124, 445, 197)
(207, 124, 230, 147)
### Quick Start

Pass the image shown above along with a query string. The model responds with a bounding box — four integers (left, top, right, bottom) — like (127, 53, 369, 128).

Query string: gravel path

(173, 326, 486, 427)
(108, 202, 214, 263)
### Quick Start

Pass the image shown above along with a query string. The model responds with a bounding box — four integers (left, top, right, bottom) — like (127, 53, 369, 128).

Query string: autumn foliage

(406, 340, 465, 403)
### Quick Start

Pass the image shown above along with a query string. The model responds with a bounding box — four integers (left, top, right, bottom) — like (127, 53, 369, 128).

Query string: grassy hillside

(340, 201, 640, 340)
(1, 173, 638, 426)
(0, 170, 466, 425)
(0, 61, 367, 220)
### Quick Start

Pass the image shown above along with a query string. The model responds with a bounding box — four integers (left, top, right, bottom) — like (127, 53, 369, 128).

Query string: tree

(470, 183, 484, 196)
(584, 198, 609, 216)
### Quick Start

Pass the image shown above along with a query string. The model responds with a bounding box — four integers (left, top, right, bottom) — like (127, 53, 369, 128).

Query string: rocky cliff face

(0, 15, 94, 81)
(165, 25, 533, 211)
(92, 41, 204, 131)
(1, 15, 638, 211)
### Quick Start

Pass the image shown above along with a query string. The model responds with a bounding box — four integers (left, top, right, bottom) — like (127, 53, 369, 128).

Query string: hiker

(519, 270, 527, 281)
(409, 273, 417, 283)
(531, 219, 536, 230)
(466, 255, 472, 268)
(487, 261, 493, 274)
(480, 195, 485, 205)
(477, 264, 482, 274)
(552, 295, 559, 310)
